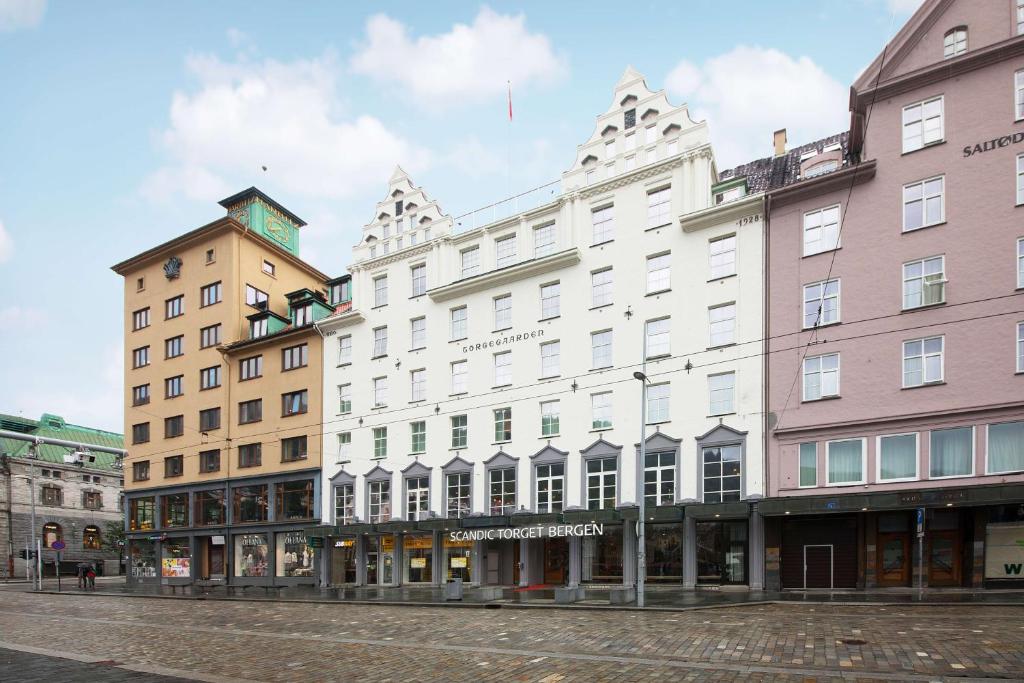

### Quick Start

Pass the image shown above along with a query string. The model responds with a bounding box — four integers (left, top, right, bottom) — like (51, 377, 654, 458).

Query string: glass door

(366, 552, 379, 585)
(543, 537, 567, 585)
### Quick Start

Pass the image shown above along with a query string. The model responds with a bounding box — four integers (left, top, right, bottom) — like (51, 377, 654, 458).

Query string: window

(644, 451, 675, 506)
(585, 169, 596, 185)
(702, 445, 741, 503)
(586, 457, 617, 510)
(827, 438, 865, 485)
(335, 483, 354, 524)
(132, 346, 149, 369)
(281, 435, 307, 462)
(450, 306, 467, 341)
(200, 365, 221, 390)
(877, 433, 918, 482)
(165, 295, 184, 319)
(903, 256, 946, 309)
(495, 234, 517, 268)
(410, 369, 426, 402)
(646, 383, 670, 423)
(647, 187, 671, 228)
(903, 176, 945, 231)
(988, 421, 1024, 474)
(709, 235, 736, 279)
(902, 96, 943, 153)
(451, 415, 468, 448)
(372, 326, 388, 357)
(166, 336, 183, 358)
(238, 443, 262, 468)
(233, 483, 267, 521)
(930, 427, 974, 477)
(1019, 0, 1024, 35)
(132, 308, 150, 331)
(591, 392, 612, 430)
(708, 372, 735, 415)
(164, 415, 184, 438)
(200, 449, 220, 473)
(329, 279, 352, 306)
(450, 360, 468, 395)
(624, 109, 636, 129)
(239, 399, 262, 424)
(943, 27, 967, 58)
(136, 277, 145, 292)
(591, 330, 612, 369)
(337, 432, 352, 462)
(165, 455, 184, 478)
(132, 384, 150, 406)
(803, 205, 840, 256)
(373, 275, 388, 307)
(132, 461, 150, 482)
(199, 407, 220, 431)
(82, 524, 101, 548)
(200, 324, 221, 349)
(338, 335, 352, 365)
(1016, 72, 1024, 121)
(494, 351, 512, 386)
(245, 284, 268, 308)
(536, 463, 564, 513)
(410, 264, 426, 297)
(406, 476, 429, 521)
(493, 294, 512, 330)
(250, 318, 268, 338)
(262, 259, 275, 276)
(803, 353, 840, 401)
(165, 375, 183, 398)
(276, 479, 315, 520)
(489, 467, 515, 514)
(373, 427, 388, 459)
(132, 423, 149, 445)
(604, 139, 616, 159)
(200, 282, 222, 307)
(1018, 321, 1024, 373)
(41, 487, 62, 506)
(1019, 238, 1024, 289)
(645, 318, 670, 358)
(903, 336, 944, 387)
(240, 355, 262, 380)
(803, 280, 840, 328)
(494, 407, 512, 442)
(591, 268, 613, 307)
(799, 443, 817, 487)
(445, 471, 471, 517)
(205, 248, 215, 263)
(534, 223, 556, 257)
(592, 205, 614, 244)
(373, 377, 388, 407)
(282, 344, 308, 371)
(461, 247, 480, 278)
(540, 282, 560, 319)
(540, 340, 560, 378)
(646, 253, 671, 293)
(708, 303, 736, 347)
(282, 390, 308, 416)
(624, 155, 635, 171)
(540, 400, 560, 436)
(337, 383, 352, 415)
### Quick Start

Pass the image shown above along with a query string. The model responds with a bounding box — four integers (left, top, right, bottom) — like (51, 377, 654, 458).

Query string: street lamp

(633, 370, 650, 608)
(25, 443, 40, 590)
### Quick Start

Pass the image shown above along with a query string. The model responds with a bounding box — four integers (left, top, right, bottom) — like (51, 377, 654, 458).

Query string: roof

(718, 131, 849, 193)
(0, 413, 124, 472)
(220, 321, 316, 353)
(217, 186, 307, 227)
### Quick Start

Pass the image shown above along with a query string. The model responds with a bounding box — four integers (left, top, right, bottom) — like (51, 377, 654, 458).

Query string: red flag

(507, 81, 513, 121)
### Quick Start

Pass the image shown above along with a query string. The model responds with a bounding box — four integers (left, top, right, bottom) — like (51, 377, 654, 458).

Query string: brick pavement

(0, 591, 1021, 682)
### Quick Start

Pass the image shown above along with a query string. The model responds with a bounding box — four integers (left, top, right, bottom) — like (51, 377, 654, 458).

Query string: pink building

(757, 0, 1024, 590)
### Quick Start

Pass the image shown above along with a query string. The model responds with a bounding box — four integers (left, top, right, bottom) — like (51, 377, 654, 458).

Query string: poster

(411, 557, 426, 569)
(450, 557, 467, 568)
(161, 557, 191, 578)
(985, 523, 1024, 579)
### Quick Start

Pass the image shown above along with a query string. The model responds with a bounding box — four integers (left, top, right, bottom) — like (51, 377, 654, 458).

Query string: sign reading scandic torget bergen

(448, 523, 604, 542)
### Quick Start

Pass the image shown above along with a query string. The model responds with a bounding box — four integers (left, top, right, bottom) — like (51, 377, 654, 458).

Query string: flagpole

(507, 80, 512, 206)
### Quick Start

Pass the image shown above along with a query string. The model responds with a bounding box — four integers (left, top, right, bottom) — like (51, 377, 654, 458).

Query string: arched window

(83, 525, 101, 550)
(42, 522, 62, 548)
(943, 27, 967, 59)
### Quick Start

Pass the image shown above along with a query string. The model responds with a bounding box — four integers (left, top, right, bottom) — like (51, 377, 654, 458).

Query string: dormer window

(293, 303, 312, 326)
(943, 27, 967, 59)
(714, 185, 746, 205)
(395, 200, 404, 216)
(329, 280, 351, 306)
(804, 160, 839, 179)
(624, 108, 636, 129)
(251, 318, 268, 339)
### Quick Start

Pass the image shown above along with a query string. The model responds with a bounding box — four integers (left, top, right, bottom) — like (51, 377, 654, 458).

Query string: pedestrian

(76, 562, 89, 590)
(86, 563, 96, 590)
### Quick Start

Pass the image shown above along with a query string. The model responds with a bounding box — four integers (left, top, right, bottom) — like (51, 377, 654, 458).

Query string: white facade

(319, 68, 765, 537)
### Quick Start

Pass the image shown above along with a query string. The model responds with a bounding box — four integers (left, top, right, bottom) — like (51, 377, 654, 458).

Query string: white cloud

(0, 219, 12, 262)
(0, 0, 45, 32)
(350, 7, 567, 108)
(666, 46, 848, 168)
(0, 305, 47, 330)
(887, 0, 924, 15)
(143, 51, 430, 202)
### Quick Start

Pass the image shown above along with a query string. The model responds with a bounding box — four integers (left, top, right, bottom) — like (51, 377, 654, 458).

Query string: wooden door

(209, 544, 225, 576)
(804, 545, 833, 588)
(928, 530, 961, 586)
(876, 533, 910, 586)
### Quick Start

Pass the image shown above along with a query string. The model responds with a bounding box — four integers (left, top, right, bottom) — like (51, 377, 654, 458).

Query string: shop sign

(281, 531, 306, 546)
(984, 523, 1024, 579)
(405, 536, 434, 550)
(334, 539, 354, 548)
(146, 533, 168, 542)
(448, 523, 604, 542)
(963, 132, 1024, 157)
(238, 534, 267, 547)
(410, 557, 427, 569)
(381, 536, 395, 552)
(461, 328, 545, 355)
(211, 536, 225, 545)
(307, 536, 324, 548)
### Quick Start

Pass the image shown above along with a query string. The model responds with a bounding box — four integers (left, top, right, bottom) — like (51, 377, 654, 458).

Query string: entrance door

(877, 533, 910, 587)
(543, 537, 567, 584)
(803, 545, 833, 588)
(696, 520, 748, 585)
(208, 542, 225, 577)
(366, 552, 379, 585)
(928, 530, 961, 586)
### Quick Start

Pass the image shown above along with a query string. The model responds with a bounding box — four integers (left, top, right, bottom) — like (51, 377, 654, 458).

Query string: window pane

(879, 434, 917, 480)
(989, 421, 1024, 473)
(930, 427, 973, 477)
(827, 439, 863, 484)
(799, 443, 817, 487)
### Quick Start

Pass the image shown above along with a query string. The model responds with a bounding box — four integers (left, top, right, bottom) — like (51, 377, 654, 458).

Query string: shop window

(129, 497, 155, 531)
(277, 531, 314, 578)
(444, 537, 472, 582)
(233, 485, 268, 523)
(702, 445, 741, 502)
(42, 522, 62, 548)
(130, 540, 157, 579)
(404, 534, 434, 583)
(535, 463, 564, 513)
(644, 451, 675, 506)
(276, 479, 314, 520)
(645, 524, 683, 583)
(194, 489, 226, 526)
(582, 532, 623, 583)
(235, 534, 269, 578)
(82, 525, 101, 550)
(162, 492, 189, 527)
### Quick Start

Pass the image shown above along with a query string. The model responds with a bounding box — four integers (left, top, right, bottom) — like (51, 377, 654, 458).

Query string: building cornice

(679, 193, 764, 233)
(219, 323, 318, 354)
(315, 308, 366, 332)
(426, 248, 581, 303)
(766, 160, 877, 209)
(350, 241, 434, 273)
(577, 145, 713, 201)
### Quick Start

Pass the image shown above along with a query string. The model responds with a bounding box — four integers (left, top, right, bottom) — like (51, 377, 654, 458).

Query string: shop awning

(684, 502, 751, 520)
(563, 508, 620, 523)
(757, 483, 1024, 517)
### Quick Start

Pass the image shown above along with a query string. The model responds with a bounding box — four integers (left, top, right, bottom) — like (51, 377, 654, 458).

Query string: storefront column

(971, 510, 986, 588)
(622, 523, 636, 587)
(749, 508, 764, 590)
(432, 531, 443, 587)
(567, 536, 581, 588)
(471, 540, 484, 585)
(392, 535, 404, 587)
(518, 538, 530, 587)
(355, 536, 366, 586)
(682, 516, 697, 589)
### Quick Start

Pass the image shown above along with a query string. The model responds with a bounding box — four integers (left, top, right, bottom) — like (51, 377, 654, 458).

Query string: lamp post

(633, 370, 650, 608)
(26, 443, 39, 590)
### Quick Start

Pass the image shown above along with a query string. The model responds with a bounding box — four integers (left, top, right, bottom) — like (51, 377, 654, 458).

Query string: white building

(316, 67, 767, 594)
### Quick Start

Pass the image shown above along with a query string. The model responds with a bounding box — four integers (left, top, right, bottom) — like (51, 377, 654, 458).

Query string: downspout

(763, 192, 772, 501)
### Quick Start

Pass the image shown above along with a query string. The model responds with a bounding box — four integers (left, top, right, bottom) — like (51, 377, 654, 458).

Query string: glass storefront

(276, 479, 315, 521)
(276, 531, 315, 578)
(161, 540, 192, 579)
(234, 533, 269, 578)
(331, 539, 357, 584)
(696, 520, 747, 585)
(162, 493, 189, 528)
(646, 523, 683, 583)
(233, 485, 268, 523)
(366, 536, 395, 585)
(403, 534, 434, 583)
(130, 539, 157, 579)
(582, 529, 623, 583)
(129, 497, 155, 531)
(194, 490, 226, 526)
(443, 537, 472, 582)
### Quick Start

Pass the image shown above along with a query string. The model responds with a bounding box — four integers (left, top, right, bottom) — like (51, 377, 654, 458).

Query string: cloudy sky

(0, 0, 921, 432)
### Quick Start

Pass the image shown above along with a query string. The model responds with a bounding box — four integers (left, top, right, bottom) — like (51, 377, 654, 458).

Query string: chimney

(773, 128, 787, 157)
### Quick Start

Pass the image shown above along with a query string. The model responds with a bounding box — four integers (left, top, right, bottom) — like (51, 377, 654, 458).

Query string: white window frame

(591, 391, 612, 430)
(943, 27, 967, 59)
(540, 282, 560, 320)
(410, 317, 426, 351)
(409, 422, 427, 455)
(450, 360, 468, 395)
(798, 443, 818, 489)
(902, 335, 945, 387)
(495, 234, 517, 268)
(460, 247, 480, 278)
(373, 376, 388, 408)
(591, 268, 613, 308)
(591, 329, 613, 369)
(534, 222, 556, 258)
(643, 451, 675, 506)
(1017, 321, 1024, 374)
(535, 463, 564, 514)
(450, 306, 467, 341)
(646, 383, 670, 424)
(405, 475, 429, 521)
(708, 371, 736, 416)
(338, 383, 352, 414)
(709, 234, 736, 280)
(1018, 237, 1024, 289)
(825, 438, 867, 486)
(986, 421, 1024, 474)
(646, 252, 671, 293)
(586, 456, 618, 510)
(592, 205, 614, 245)
(875, 432, 920, 483)
(493, 294, 512, 331)
(929, 426, 976, 479)
(410, 369, 426, 402)
(372, 326, 388, 357)
(372, 427, 388, 460)
(644, 317, 670, 358)
(337, 432, 352, 464)
(338, 335, 352, 365)
(902, 96, 944, 153)
(803, 279, 841, 329)
(540, 400, 560, 437)
(450, 415, 468, 449)
(708, 302, 736, 347)
(494, 351, 512, 387)
(373, 275, 388, 307)
(647, 187, 671, 229)
(1015, 71, 1024, 121)
(1018, 0, 1024, 36)
(802, 353, 840, 402)
(803, 205, 840, 256)
(903, 175, 945, 232)
(493, 407, 512, 443)
(410, 264, 426, 297)
(540, 340, 560, 378)
(902, 255, 946, 310)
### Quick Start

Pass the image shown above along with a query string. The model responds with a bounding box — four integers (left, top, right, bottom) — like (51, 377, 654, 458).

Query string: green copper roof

(0, 413, 124, 472)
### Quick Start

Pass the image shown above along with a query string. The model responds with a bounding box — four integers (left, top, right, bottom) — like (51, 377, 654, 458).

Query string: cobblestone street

(0, 591, 1022, 682)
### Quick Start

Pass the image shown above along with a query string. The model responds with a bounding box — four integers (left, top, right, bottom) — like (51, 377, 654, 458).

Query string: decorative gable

(441, 455, 473, 473)
(642, 431, 682, 452)
(329, 468, 355, 484)
(695, 423, 748, 444)
(483, 450, 518, 468)
(530, 445, 568, 464)
(364, 465, 392, 481)
(401, 460, 431, 477)
(580, 437, 622, 458)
